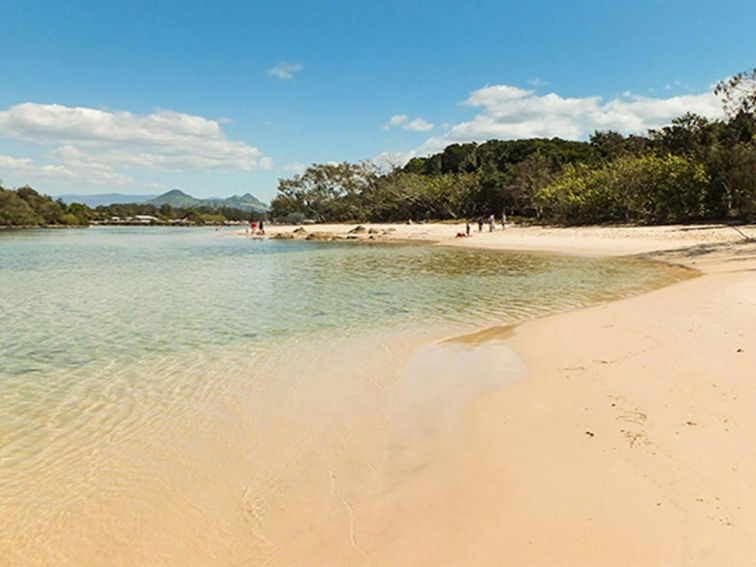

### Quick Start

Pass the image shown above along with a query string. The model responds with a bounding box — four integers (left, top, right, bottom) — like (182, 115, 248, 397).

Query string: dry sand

(258, 222, 756, 565)
(263, 221, 755, 256)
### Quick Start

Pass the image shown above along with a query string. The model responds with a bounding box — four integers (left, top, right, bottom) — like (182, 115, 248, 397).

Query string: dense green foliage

(0, 186, 264, 227)
(535, 154, 710, 224)
(271, 74, 756, 225)
(0, 186, 88, 226)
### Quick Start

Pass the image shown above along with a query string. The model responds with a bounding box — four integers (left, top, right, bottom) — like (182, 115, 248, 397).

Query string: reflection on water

(0, 227, 689, 564)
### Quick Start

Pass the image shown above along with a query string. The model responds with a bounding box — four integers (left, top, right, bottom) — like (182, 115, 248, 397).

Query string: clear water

(0, 226, 684, 374)
(0, 226, 688, 564)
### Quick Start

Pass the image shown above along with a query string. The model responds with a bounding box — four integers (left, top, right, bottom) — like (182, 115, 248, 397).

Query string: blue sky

(0, 0, 754, 201)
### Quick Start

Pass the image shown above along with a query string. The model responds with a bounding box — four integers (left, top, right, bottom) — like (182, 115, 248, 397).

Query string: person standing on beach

(477, 217, 483, 232)
(488, 214, 495, 232)
(465, 221, 471, 236)
(501, 211, 507, 229)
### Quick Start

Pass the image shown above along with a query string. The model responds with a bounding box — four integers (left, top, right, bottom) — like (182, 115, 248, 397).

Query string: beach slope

(373, 238, 756, 566)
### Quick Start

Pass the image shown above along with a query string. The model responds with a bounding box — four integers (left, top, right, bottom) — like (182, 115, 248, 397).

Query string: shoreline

(452, 242, 756, 565)
(260, 222, 756, 564)
(261, 221, 755, 257)
(372, 225, 756, 564)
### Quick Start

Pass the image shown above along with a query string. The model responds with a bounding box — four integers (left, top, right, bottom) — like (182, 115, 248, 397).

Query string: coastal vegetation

(0, 186, 265, 227)
(0, 186, 89, 227)
(271, 71, 756, 225)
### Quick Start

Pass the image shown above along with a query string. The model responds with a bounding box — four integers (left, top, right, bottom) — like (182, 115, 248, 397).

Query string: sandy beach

(258, 222, 756, 565)
(263, 221, 756, 256)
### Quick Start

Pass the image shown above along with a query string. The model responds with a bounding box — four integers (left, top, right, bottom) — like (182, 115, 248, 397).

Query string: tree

(0, 188, 41, 225)
(715, 69, 756, 117)
(536, 154, 709, 225)
(16, 186, 66, 224)
(649, 113, 721, 160)
(270, 162, 379, 222)
(590, 130, 628, 160)
(506, 152, 559, 216)
(709, 141, 756, 222)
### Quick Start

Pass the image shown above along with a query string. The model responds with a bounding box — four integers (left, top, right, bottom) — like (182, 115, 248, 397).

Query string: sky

(0, 0, 754, 202)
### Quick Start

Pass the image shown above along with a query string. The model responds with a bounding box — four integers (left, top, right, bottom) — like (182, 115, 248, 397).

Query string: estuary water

(0, 227, 689, 565)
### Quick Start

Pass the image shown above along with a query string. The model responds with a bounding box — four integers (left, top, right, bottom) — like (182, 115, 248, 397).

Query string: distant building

(132, 215, 159, 224)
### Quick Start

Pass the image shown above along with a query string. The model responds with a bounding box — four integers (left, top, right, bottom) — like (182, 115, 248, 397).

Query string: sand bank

(259, 223, 756, 565)
(263, 221, 756, 256)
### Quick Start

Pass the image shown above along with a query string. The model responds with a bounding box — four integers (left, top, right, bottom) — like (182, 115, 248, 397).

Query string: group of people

(462, 212, 507, 237)
(246, 220, 265, 235)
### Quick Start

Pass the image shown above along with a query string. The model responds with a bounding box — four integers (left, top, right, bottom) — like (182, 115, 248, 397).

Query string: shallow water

(0, 226, 689, 564)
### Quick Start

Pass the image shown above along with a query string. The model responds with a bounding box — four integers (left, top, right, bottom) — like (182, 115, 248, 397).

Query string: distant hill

(146, 189, 201, 208)
(57, 189, 269, 212)
(55, 193, 157, 207)
(147, 189, 269, 212)
(206, 193, 269, 211)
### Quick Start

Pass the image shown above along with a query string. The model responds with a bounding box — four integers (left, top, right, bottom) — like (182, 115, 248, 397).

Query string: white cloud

(267, 61, 303, 80)
(0, 154, 35, 170)
(371, 150, 418, 171)
(383, 114, 434, 132)
(282, 161, 306, 173)
(404, 118, 434, 132)
(382, 114, 408, 130)
(0, 152, 132, 185)
(0, 102, 272, 185)
(418, 84, 723, 154)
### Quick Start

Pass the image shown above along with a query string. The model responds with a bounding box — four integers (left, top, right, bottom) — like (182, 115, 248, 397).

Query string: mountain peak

(146, 189, 268, 212)
(161, 189, 191, 197)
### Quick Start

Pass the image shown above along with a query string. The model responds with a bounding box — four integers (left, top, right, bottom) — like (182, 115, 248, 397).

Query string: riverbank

(264, 222, 756, 564)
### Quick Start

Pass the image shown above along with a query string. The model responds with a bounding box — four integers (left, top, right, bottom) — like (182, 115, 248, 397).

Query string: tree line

(0, 187, 265, 227)
(271, 70, 756, 225)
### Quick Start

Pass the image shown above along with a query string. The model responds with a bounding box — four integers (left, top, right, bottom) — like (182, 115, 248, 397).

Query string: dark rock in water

(348, 225, 367, 234)
(270, 233, 294, 240)
(293, 227, 307, 234)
